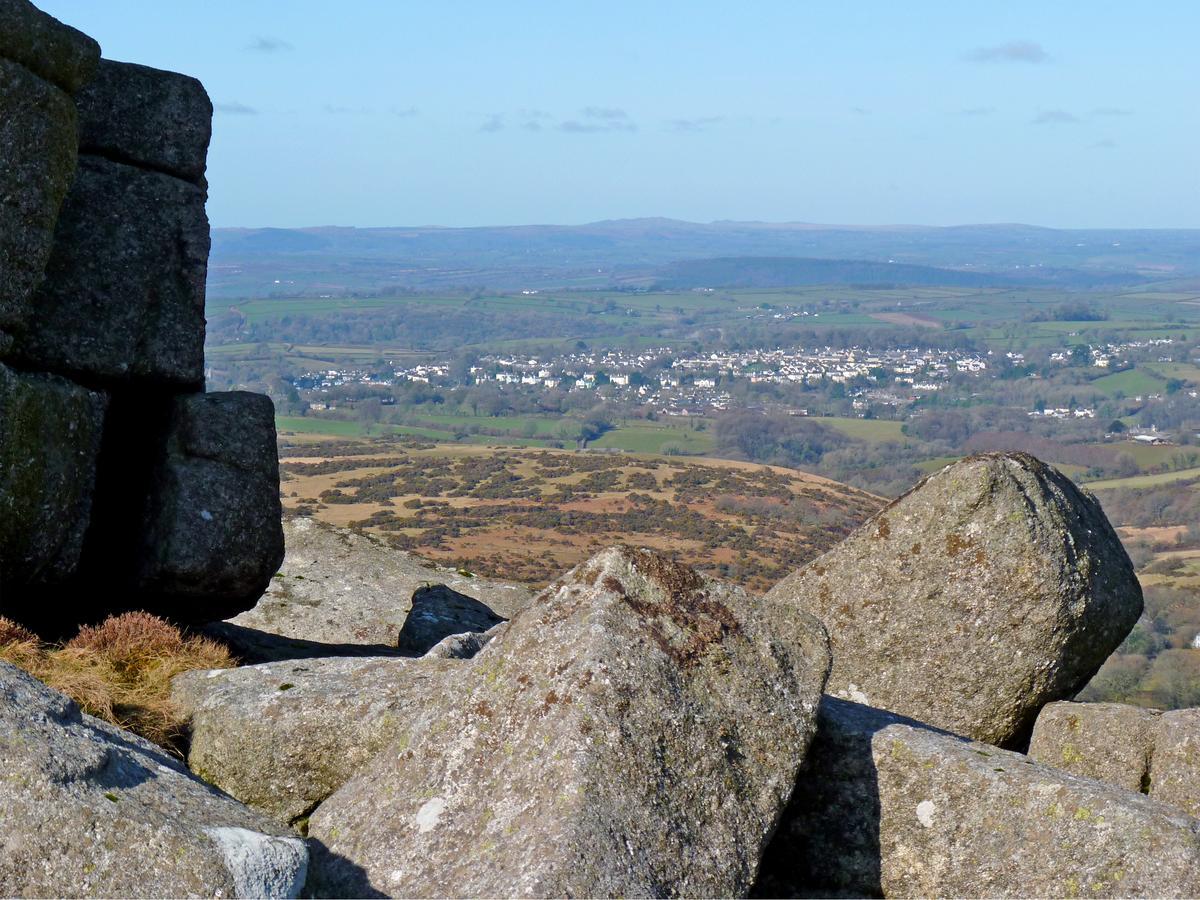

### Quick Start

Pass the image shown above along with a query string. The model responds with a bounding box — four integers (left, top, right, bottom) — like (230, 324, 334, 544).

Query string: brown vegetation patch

(0, 612, 233, 753)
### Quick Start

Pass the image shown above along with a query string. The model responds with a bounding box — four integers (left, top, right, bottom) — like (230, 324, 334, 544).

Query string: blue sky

(38, 1, 1200, 229)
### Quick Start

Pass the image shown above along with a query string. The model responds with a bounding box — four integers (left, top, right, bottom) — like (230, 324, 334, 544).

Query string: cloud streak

(479, 106, 638, 134)
(966, 40, 1049, 64)
(954, 106, 996, 117)
(215, 101, 258, 115)
(668, 115, 725, 133)
(247, 36, 292, 53)
(1032, 108, 1078, 125)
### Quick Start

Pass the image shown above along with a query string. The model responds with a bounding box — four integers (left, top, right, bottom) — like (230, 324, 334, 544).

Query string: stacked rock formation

(0, 0, 282, 629)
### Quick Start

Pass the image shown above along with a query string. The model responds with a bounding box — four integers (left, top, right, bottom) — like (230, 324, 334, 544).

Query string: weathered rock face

(0, 0, 100, 93)
(756, 696, 1200, 899)
(1150, 708, 1200, 816)
(398, 583, 507, 655)
(220, 516, 533, 656)
(173, 654, 460, 825)
(136, 392, 284, 618)
(0, 662, 308, 898)
(16, 155, 209, 387)
(307, 547, 831, 898)
(76, 59, 212, 185)
(0, 49, 83, 352)
(0, 3, 279, 629)
(766, 452, 1142, 747)
(1028, 701, 1160, 793)
(0, 363, 106, 587)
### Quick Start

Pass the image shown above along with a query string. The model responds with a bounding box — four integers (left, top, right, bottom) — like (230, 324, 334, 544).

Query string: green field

(1088, 367, 1167, 397)
(818, 416, 906, 442)
(590, 424, 714, 454)
(1083, 466, 1200, 491)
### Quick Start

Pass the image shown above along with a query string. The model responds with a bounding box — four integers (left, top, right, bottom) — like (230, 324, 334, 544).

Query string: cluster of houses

(1048, 338, 1175, 368)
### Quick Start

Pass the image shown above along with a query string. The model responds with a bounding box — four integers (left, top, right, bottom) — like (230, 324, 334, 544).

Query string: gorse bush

(0, 611, 234, 753)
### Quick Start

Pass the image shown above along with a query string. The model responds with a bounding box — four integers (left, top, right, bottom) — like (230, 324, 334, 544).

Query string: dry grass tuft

(0, 611, 234, 752)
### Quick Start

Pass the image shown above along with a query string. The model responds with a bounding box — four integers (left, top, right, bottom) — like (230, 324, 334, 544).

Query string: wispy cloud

(954, 106, 996, 117)
(850, 106, 871, 116)
(1091, 139, 1117, 149)
(247, 36, 292, 53)
(389, 106, 419, 118)
(581, 106, 630, 120)
(479, 106, 638, 134)
(559, 107, 636, 133)
(324, 104, 374, 115)
(966, 40, 1049, 64)
(1092, 106, 1133, 116)
(479, 114, 505, 132)
(1032, 108, 1078, 125)
(214, 101, 258, 115)
(668, 115, 725, 133)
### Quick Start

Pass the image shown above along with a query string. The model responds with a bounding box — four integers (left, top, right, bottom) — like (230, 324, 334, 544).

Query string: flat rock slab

(0, 362, 106, 588)
(173, 654, 460, 825)
(224, 516, 533, 654)
(756, 696, 1200, 899)
(1029, 701, 1160, 793)
(0, 0, 99, 93)
(137, 392, 284, 620)
(17, 154, 209, 386)
(306, 546, 831, 898)
(0, 57, 78, 352)
(1150, 708, 1200, 816)
(77, 59, 212, 185)
(766, 452, 1142, 747)
(0, 662, 307, 898)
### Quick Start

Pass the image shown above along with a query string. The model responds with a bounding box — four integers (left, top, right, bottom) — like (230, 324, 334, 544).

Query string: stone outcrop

(16, 154, 210, 386)
(136, 392, 284, 618)
(173, 654, 460, 825)
(0, 363, 106, 585)
(1028, 701, 1160, 793)
(0, 662, 308, 898)
(76, 59, 212, 185)
(766, 452, 1142, 747)
(1149, 708, 1200, 816)
(0, 1, 97, 354)
(397, 583, 507, 655)
(756, 696, 1200, 899)
(210, 516, 532, 659)
(0, 2, 282, 628)
(306, 547, 832, 898)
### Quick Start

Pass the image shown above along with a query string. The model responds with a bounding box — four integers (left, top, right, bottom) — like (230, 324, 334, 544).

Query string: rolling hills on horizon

(207, 218, 1200, 298)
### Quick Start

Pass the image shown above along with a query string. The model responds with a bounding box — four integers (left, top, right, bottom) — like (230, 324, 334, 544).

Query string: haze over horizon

(38, 1, 1200, 231)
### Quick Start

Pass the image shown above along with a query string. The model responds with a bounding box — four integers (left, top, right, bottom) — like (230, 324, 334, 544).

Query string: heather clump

(0, 611, 233, 751)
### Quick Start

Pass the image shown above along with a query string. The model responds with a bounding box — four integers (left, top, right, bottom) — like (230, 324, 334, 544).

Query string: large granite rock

(0, 662, 307, 898)
(0, 57, 78, 354)
(0, 363, 106, 589)
(136, 392, 284, 620)
(77, 59, 212, 185)
(756, 696, 1200, 899)
(307, 547, 831, 898)
(1150, 708, 1200, 816)
(1029, 701, 1160, 793)
(220, 516, 533, 656)
(0, 0, 100, 93)
(17, 154, 209, 387)
(173, 654, 460, 825)
(397, 583, 507, 655)
(766, 452, 1142, 747)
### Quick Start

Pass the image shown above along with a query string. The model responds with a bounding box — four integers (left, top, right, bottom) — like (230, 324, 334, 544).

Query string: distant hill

(659, 256, 1003, 289)
(207, 218, 1200, 297)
